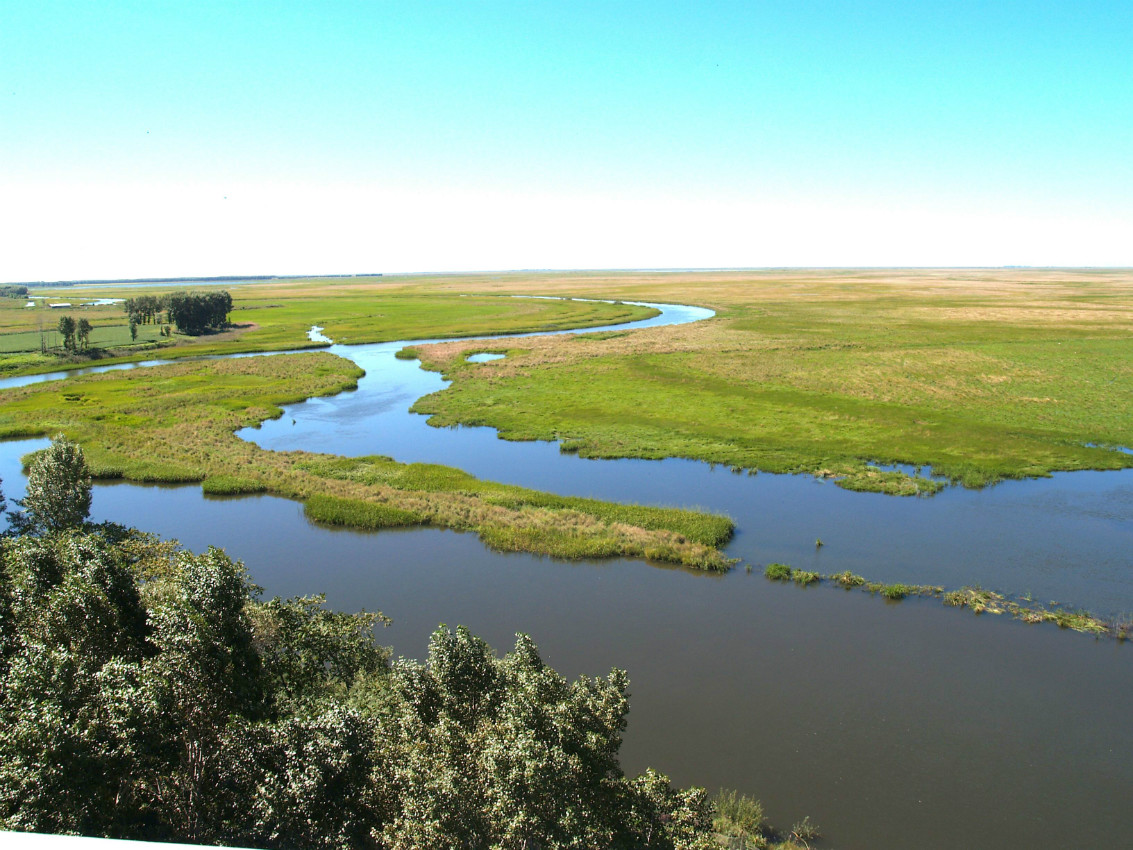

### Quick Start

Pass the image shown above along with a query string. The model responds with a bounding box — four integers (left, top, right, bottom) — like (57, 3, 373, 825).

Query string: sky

(2, 1, 1130, 281)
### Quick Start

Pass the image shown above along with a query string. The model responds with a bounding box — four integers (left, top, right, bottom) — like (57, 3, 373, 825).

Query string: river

(1, 300, 1129, 849)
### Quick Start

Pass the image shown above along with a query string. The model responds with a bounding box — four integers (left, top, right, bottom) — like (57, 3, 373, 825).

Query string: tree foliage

(57, 315, 77, 352)
(0, 473, 713, 847)
(167, 290, 232, 335)
(122, 295, 170, 325)
(21, 435, 92, 533)
(76, 318, 92, 351)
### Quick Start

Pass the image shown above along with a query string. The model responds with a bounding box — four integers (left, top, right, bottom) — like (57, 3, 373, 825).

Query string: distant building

(48, 303, 72, 308)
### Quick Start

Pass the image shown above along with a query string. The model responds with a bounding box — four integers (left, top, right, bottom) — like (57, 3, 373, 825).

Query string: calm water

(1, 298, 1130, 849)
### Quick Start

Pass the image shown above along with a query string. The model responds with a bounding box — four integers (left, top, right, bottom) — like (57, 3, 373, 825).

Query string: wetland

(2, 270, 1131, 849)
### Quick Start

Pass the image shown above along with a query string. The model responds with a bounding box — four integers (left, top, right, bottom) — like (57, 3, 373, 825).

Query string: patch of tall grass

(202, 475, 267, 496)
(303, 494, 426, 530)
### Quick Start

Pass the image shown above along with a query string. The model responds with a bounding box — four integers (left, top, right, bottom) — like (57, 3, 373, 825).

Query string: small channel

(1, 299, 1131, 849)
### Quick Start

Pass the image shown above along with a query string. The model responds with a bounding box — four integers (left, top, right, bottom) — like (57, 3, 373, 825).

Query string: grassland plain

(0, 352, 733, 569)
(0, 280, 657, 376)
(406, 269, 1133, 495)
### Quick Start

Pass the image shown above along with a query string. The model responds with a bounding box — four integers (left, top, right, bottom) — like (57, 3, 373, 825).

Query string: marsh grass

(408, 269, 1133, 496)
(304, 494, 425, 529)
(764, 563, 794, 581)
(764, 568, 1127, 640)
(201, 475, 268, 496)
(830, 570, 865, 589)
(299, 455, 735, 551)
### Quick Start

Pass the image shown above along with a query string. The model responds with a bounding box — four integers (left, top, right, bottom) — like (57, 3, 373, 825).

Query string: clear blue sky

(2, 1, 1130, 280)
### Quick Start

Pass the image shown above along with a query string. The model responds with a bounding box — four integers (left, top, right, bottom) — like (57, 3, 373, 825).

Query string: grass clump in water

(871, 582, 912, 600)
(943, 585, 1006, 613)
(791, 569, 821, 586)
(764, 563, 794, 581)
(763, 563, 819, 586)
(830, 570, 865, 589)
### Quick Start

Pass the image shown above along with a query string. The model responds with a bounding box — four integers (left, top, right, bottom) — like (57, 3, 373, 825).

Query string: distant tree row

(123, 290, 232, 335)
(0, 285, 28, 299)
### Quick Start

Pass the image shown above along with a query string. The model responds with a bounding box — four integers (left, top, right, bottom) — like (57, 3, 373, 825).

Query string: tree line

(0, 437, 720, 849)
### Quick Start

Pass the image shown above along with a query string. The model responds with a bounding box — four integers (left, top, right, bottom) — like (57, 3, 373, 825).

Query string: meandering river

(2, 300, 1130, 849)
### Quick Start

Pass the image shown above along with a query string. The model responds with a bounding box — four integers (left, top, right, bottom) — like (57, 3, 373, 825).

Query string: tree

(0, 532, 149, 836)
(168, 291, 232, 335)
(57, 316, 76, 352)
(0, 513, 715, 847)
(375, 626, 714, 849)
(77, 318, 92, 352)
(22, 435, 92, 532)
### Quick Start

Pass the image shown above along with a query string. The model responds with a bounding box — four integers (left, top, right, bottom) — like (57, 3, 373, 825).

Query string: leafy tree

(57, 315, 76, 352)
(123, 295, 170, 325)
(22, 435, 92, 533)
(374, 626, 714, 849)
(0, 532, 149, 836)
(168, 291, 232, 335)
(76, 318, 92, 351)
(0, 502, 715, 847)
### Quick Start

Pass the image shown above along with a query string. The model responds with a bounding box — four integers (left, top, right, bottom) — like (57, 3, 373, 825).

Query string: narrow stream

(1, 300, 1129, 849)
